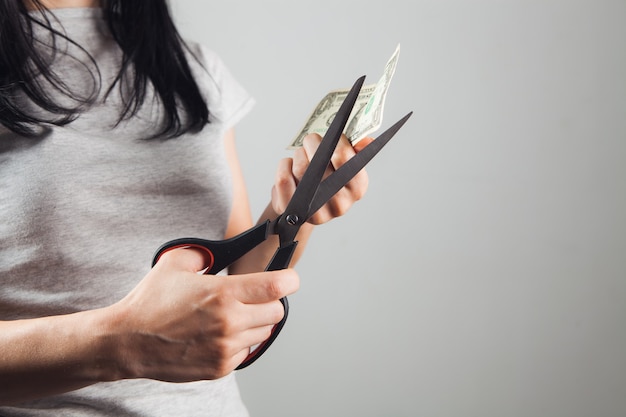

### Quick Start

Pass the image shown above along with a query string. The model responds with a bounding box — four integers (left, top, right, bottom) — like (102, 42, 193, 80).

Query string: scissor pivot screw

(286, 214, 299, 225)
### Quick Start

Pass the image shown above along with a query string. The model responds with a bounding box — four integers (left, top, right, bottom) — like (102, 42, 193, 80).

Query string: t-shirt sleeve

(187, 43, 255, 129)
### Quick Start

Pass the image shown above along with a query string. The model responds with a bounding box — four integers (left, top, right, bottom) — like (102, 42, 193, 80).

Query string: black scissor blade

(276, 75, 366, 244)
(306, 111, 413, 218)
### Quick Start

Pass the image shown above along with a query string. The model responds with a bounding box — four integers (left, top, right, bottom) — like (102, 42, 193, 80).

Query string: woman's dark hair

(0, 0, 209, 138)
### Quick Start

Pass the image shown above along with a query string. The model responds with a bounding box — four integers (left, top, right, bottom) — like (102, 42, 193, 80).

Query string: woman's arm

(0, 246, 298, 405)
(0, 305, 121, 403)
(225, 128, 370, 275)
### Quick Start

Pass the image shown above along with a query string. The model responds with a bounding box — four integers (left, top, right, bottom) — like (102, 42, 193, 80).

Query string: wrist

(90, 303, 135, 382)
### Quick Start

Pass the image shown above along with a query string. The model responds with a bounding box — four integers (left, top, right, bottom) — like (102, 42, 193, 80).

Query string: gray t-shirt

(0, 7, 254, 416)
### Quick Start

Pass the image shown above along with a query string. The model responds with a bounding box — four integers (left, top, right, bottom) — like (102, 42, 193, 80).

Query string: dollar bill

(288, 44, 400, 149)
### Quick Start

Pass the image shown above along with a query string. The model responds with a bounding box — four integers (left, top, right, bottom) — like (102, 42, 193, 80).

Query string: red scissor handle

(152, 222, 290, 369)
(152, 222, 270, 274)
(153, 243, 216, 273)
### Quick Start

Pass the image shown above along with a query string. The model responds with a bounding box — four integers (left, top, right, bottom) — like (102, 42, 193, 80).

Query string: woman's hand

(271, 133, 373, 225)
(110, 248, 299, 381)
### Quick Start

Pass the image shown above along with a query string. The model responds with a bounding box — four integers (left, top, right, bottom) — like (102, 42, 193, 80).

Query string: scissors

(152, 75, 412, 369)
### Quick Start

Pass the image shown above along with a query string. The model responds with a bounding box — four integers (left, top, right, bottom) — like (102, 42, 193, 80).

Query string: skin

(24, 0, 100, 8)
(0, 0, 373, 405)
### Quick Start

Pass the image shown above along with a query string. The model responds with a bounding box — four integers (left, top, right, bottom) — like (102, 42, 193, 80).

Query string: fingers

(299, 133, 343, 178)
(272, 132, 373, 226)
(207, 270, 297, 368)
(208, 269, 297, 331)
(271, 158, 297, 214)
(353, 136, 374, 153)
(300, 133, 373, 167)
(118, 250, 299, 381)
(232, 268, 299, 304)
(154, 250, 298, 321)
(230, 324, 276, 367)
(291, 145, 310, 180)
(297, 133, 370, 223)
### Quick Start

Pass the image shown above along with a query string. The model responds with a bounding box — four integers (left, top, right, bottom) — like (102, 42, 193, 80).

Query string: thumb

(156, 247, 213, 273)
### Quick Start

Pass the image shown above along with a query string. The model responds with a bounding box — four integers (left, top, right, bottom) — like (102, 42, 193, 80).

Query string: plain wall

(170, 1, 626, 416)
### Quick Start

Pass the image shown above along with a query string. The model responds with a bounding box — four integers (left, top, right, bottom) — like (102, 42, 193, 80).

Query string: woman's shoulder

(182, 41, 255, 126)
(184, 42, 227, 76)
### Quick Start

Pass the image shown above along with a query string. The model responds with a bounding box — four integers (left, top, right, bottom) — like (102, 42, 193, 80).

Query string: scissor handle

(152, 222, 294, 370)
(237, 295, 289, 369)
(152, 221, 270, 275)
(153, 239, 216, 271)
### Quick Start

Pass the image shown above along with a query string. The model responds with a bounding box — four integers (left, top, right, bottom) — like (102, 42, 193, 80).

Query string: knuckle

(204, 292, 240, 334)
(341, 172, 368, 203)
(265, 276, 286, 299)
(270, 301, 286, 323)
(209, 287, 233, 309)
(207, 314, 231, 339)
(334, 146, 354, 164)
(275, 166, 294, 188)
(351, 183, 367, 202)
(214, 314, 237, 336)
(302, 133, 322, 148)
(209, 343, 237, 377)
(221, 339, 239, 359)
(328, 194, 352, 218)
(260, 325, 274, 341)
(307, 211, 328, 225)
(264, 269, 298, 299)
(353, 172, 369, 200)
(292, 160, 308, 180)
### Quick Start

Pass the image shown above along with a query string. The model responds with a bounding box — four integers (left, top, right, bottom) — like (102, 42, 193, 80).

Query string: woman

(0, 0, 369, 415)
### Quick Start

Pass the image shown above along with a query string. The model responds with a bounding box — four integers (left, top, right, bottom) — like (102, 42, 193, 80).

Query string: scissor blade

(276, 75, 366, 245)
(306, 111, 413, 218)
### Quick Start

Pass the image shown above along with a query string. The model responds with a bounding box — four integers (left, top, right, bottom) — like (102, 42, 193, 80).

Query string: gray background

(171, 1, 626, 416)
